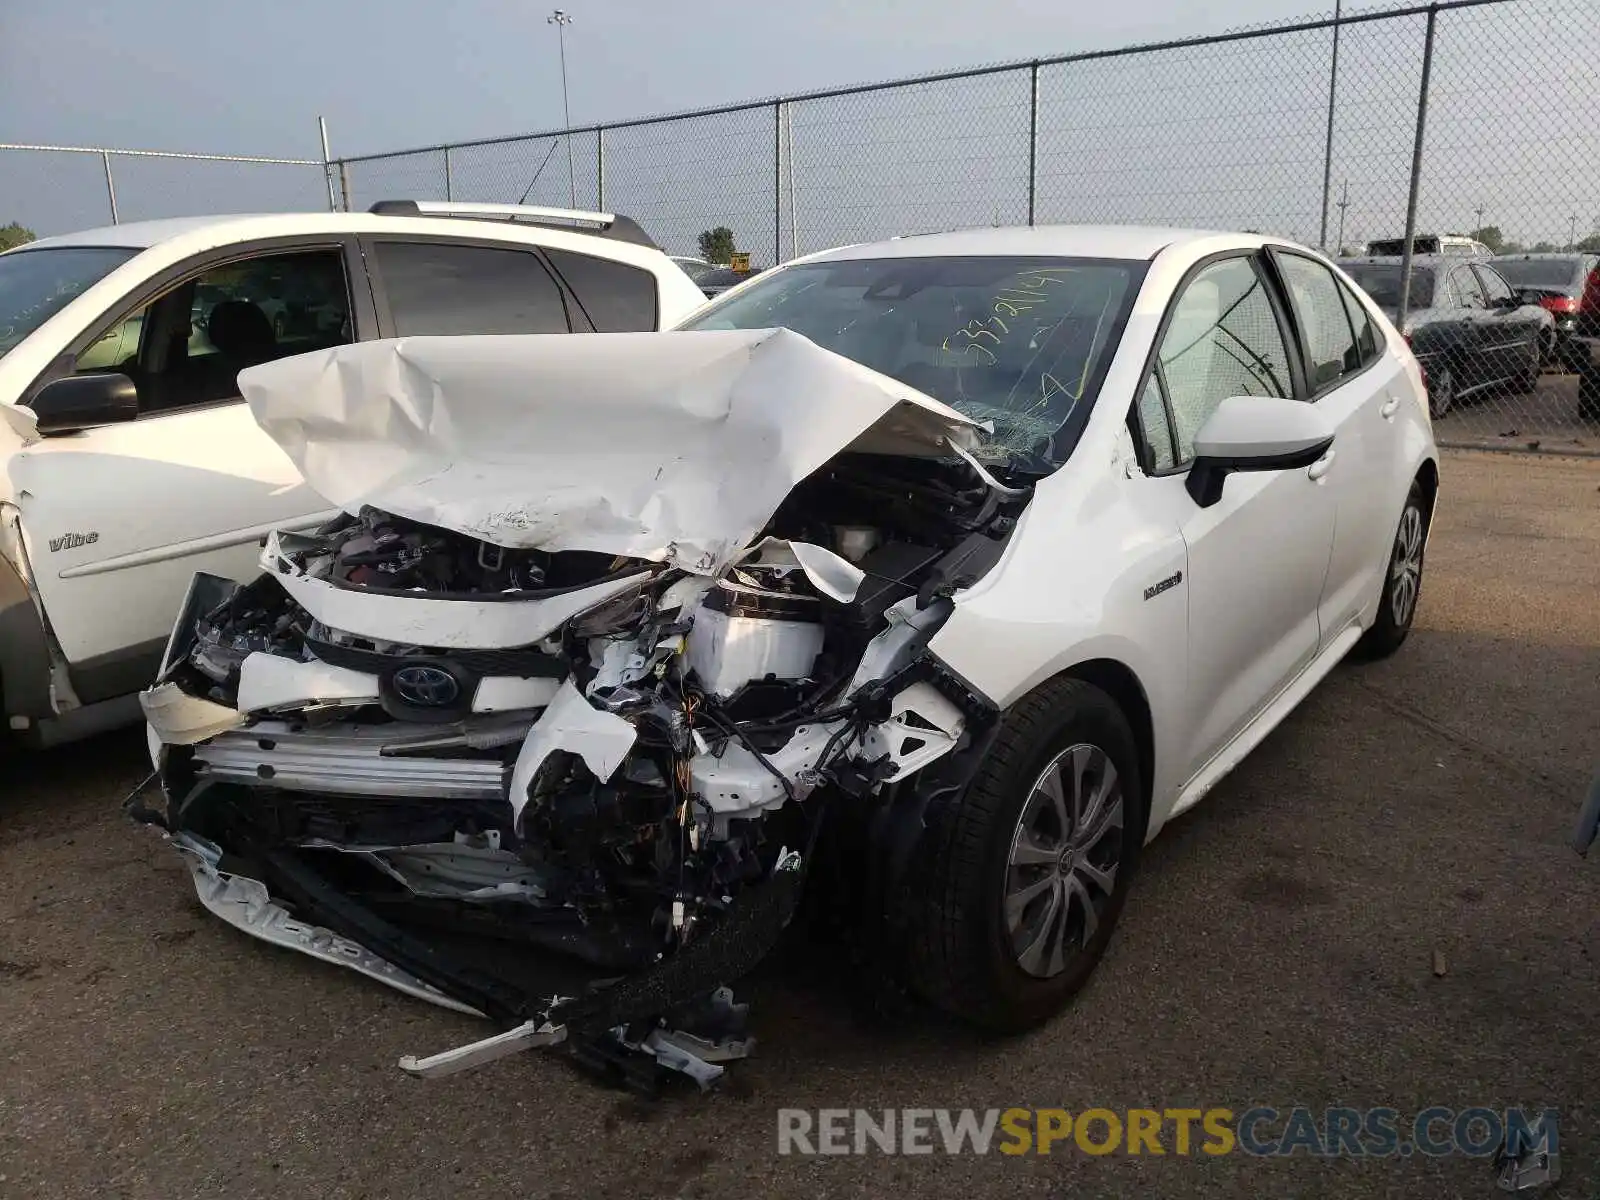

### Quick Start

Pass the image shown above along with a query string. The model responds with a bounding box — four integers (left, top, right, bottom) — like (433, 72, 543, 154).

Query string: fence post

(444, 146, 454, 201)
(100, 151, 119, 224)
(1396, 4, 1438, 329)
(773, 101, 783, 267)
(319, 116, 338, 212)
(785, 105, 798, 259)
(1317, 0, 1343, 248)
(596, 127, 606, 210)
(1027, 62, 1040, 227)
(338, 161, 352, 212)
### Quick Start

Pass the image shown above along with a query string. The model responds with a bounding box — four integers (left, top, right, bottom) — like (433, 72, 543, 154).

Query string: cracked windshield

(680, 255, 1140, 466)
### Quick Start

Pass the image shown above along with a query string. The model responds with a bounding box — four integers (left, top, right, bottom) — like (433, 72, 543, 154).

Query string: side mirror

(1185, 396, 1335, 508)
(29, 373, 139, 436)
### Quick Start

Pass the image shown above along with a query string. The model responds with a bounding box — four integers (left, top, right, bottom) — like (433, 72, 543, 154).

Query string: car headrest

(207, 300, 276, 362)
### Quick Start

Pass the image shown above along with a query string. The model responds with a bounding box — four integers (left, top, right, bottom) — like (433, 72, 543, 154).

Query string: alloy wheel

(1003, 744, 1125, 978)
(1429, 366, 1454, 418)
(1391, 503, 1424, 627)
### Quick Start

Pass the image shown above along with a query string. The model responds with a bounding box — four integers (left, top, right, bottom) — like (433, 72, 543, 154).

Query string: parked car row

(0, 201, 708, 749)
(1339, 236, 1600, 423)
(4, 210, 1439, 1088)
(1337, 254, 1550, 418)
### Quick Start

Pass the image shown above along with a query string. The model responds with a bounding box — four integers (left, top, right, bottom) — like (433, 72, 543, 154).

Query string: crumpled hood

(239, 328, 985, 576)
(0, 403, 36, 449)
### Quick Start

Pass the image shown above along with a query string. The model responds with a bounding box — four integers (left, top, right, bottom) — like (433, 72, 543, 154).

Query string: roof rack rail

(367, 200, 657, 248)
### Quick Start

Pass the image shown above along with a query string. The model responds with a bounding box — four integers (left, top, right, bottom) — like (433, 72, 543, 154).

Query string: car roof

(19, 210, 663, 256)
(797, 224, 1236, 263)
(1339, 254, 1455, 267)
(1492, 251, 1588, 260)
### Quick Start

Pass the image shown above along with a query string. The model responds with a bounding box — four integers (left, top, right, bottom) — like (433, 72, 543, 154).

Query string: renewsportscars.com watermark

(776, 1106, 1559, 1159)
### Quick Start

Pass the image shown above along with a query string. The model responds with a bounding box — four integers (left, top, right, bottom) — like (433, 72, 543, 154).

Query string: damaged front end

(137, 329, 1026, 1087)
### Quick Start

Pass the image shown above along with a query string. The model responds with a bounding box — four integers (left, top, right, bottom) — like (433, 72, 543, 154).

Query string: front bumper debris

(154, 817, 780, 1090)
(136, 330, 1027, 1088)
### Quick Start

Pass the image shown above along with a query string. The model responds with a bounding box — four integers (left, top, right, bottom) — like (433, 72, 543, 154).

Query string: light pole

(1317, 0, 1343, 249)
(548, 8, 576, 208)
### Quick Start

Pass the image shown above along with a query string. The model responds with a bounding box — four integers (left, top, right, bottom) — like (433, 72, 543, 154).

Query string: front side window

(1275, 253, 1360, 394)
(73, 248, 352, 415)
(679, 255, 1143, 465)
(1452, 268, 1486, 309)
(374, 241, 569, 336)
(0, 246, 139, 359)
(1135, 374, 1177, 471)
(1473, 266, 1514, 304)
(1154, 255, 1294, 462)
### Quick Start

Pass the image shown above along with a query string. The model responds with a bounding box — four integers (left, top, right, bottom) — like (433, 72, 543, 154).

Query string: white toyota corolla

(140, 226, 1436, 1081)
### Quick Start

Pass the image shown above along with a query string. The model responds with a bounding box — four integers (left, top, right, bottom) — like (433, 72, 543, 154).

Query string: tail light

(1582, 268, 1600, 314)
(1539, 295, 1578, 315)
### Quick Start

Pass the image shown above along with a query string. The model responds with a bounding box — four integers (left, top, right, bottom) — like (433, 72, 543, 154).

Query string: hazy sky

(2, 1, 1591, 259)
(1, 0, 1319, 160)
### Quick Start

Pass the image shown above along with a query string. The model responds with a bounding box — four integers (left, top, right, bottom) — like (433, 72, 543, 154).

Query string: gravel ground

(1, 448, 1596, 1200)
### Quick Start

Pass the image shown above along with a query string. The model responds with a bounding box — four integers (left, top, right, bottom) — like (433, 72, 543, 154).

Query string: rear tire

(1356, 481, 1428, 660)
(900, 677, 1145, 1032)
(1428, 364, 1455, 418)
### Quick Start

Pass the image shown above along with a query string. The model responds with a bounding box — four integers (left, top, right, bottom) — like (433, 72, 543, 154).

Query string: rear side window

(1274, 253, 1360, 394)
(544, 249, 659, 331)
(1336, 278, 1380, 365)
(373, 242, 569, 336)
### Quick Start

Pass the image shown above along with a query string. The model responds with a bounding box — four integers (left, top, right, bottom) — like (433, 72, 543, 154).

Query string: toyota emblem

(390, 664, 461, 708)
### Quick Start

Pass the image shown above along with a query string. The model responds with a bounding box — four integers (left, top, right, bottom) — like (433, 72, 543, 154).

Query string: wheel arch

(1415, 455, 1439, 520)
(1056, 657, 1155, 837)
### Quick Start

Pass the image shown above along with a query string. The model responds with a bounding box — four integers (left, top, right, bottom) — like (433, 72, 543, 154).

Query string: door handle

(1379, 395, 1400, 419)
(1307, 450, 1336, 481)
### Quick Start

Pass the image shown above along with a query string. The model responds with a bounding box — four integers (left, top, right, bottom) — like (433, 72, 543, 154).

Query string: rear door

(10, 240, 370, 698)
(1268, 249, 1403, 636)
(360, 238, 577, 336)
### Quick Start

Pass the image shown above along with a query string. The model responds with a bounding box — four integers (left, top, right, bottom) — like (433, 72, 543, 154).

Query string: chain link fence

(3, 0, 1596, 451)
(324, 0, 1599, 453)
(0, 144, 332, 234)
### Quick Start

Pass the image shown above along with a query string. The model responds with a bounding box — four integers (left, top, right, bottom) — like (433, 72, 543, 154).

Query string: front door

(10, 243, 362, 701)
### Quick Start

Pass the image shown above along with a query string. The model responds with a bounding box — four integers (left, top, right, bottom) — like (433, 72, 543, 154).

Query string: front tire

(1356, 481, 1428, 660)
(901, 677, 1145, 1032)
(1512, 339, 1542, 394)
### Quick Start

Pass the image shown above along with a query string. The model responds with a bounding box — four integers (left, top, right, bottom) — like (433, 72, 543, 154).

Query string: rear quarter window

(543, 249, 659, 332)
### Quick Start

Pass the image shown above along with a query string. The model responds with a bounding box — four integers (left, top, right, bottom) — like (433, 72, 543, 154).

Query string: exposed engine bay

(136, 329, 1029, 1088)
